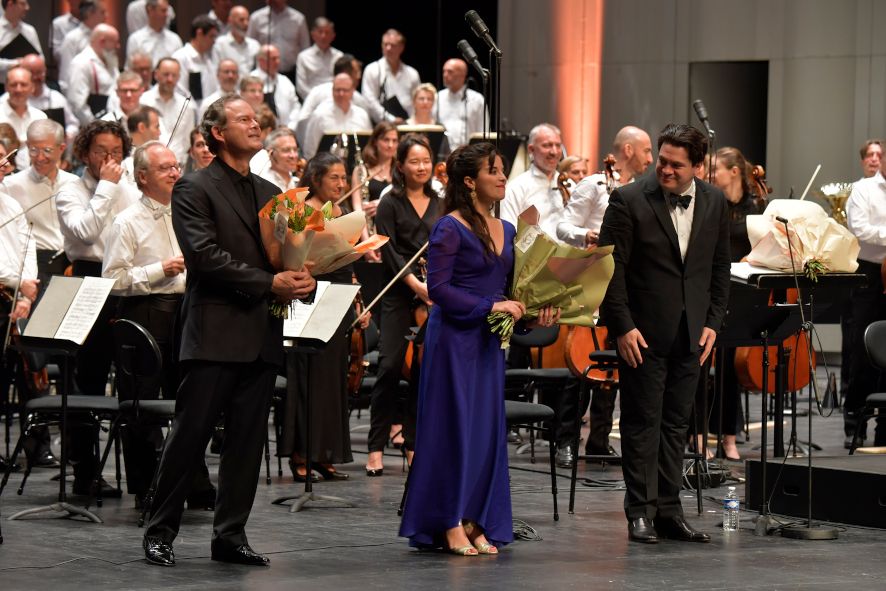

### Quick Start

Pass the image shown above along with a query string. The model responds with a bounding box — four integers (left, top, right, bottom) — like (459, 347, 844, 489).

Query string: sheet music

(730, 262, 786, 280)
(53, 277, 116, 345)
(283, 281, 329, 338)
(23, 276, 82, 339)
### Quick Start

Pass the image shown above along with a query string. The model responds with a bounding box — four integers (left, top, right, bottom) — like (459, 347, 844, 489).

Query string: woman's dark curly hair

(72, 119, 132, 162)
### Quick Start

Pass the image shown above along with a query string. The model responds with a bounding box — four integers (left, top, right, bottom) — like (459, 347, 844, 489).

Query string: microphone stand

(777, 217, 838, 541)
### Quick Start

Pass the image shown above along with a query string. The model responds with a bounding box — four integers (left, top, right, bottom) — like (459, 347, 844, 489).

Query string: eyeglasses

(117, 88, 141, 95)
(28, 146, 58, 156)
(91, 148, 124, 159)
(154, 164, 181, 174)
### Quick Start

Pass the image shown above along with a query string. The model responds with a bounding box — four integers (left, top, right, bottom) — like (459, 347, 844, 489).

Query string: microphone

(465, 10, 502, 57)
(692, 99, 715, 138)
(458, 39, 489, 81)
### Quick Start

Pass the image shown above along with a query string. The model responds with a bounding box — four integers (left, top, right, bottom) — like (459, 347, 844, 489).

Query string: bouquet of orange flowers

(258, 188, 388, 317)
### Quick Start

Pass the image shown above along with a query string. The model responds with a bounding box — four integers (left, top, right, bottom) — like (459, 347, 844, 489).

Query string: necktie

(669, 193, 692, 210)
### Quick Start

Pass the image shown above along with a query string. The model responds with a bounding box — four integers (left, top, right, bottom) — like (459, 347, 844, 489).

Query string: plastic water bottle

(723, 486, 739, 531)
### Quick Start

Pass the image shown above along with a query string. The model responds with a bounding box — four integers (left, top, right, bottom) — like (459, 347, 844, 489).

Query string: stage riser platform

(746, 455, 886, 528)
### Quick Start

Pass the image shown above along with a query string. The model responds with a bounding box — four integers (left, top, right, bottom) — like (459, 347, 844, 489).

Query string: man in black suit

(598, 123, 730, 544)
(142, 95, 315, 567)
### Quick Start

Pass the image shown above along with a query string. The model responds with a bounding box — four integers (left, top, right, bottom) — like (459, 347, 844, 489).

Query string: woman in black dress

(281, 153, 366, 481)
(352, 122, 399, 246)
(365, 134, 441, 475)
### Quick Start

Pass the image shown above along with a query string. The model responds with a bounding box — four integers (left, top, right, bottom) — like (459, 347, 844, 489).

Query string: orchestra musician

(365, 134, 440, 475)
(142, 95, 316, 567)
(352, 121, 398, 246)
(598, 123, 730, 544)
(280, 153, 369, 482)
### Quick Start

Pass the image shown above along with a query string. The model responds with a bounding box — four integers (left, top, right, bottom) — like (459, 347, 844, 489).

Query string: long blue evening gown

(399, 214, 515, 549)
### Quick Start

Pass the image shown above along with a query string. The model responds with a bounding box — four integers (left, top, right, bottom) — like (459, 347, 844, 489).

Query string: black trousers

(844, 260, 886, 442)
(586, 384, 617, 454)
(618, 319, 700, 520)
(368, 290, 416, 452)
(145, 359, 276, 546)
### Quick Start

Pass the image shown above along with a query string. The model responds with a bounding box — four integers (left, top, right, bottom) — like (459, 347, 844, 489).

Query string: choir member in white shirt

(858, 139, 883, 182)
(303, 72, 371, 159)
(250, 44, 299, 126)
(122, 105, 162, 182)
(67, 24, 120, 125)
(434, 58, 487, 150)
(500, 123, 565, 238)
(172, 15, 220, 103)
(126, 0, 174, 36)
(125, 0, 182, 68)
(361, 29, 420, 120)
(557, 126, 652, 247)
(56, 120, 139, 494)
(259, 127, 300, 191)
(0, 66, 44, 169)
(207, 0, 232, 35)
(17, 54, 78, 144)
(140, 57, 197, 165)
(0, 0, 42, 85)
(246, 0, 309, 80)
(0, 139, 37, 323)
(214, 5, 259, 77)
(126, 51, 154, 92)
(104, 70, 147, 125)
(198, 58, 239, 119)
(238, 74, 264, 113)
(56, 0, 106, 93)
(295, 17, 342, 101)
(2, 119, 76, 281)
(50, 0, 82, 65)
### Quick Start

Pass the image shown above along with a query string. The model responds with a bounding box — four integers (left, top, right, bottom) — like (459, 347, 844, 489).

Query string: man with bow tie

(598, 123, 731, 544)
(103, 141, 216, 510)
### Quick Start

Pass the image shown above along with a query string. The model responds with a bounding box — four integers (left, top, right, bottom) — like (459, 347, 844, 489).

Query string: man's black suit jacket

(598, 174, 731, 353)
(171, 158, 284, 366)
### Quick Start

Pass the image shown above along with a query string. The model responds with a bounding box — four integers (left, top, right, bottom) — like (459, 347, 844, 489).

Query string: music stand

(469, 131, 526, 177)
(317, 131, 371, 173)
(396, 125, 446, 158)
(1, 276, 115, 523)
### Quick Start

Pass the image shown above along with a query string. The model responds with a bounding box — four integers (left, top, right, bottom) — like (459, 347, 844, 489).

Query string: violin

(402, 257, 430, 381)
(751, 164, 772, 211)
(557, 172, 571, 207)
(434, 162, 448, 187)
(602, 153, 617, 194)
(294, 157, 307, 178)
(347, 290, 369, 398)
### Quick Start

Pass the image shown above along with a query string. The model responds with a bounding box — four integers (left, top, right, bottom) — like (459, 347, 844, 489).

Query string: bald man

(17, 54, 79, 142)
(0, 66, 46, 169)
(302, 72, 371, 158)
(435, 58, 487, 150)
(215, 5, 260, 77)
(68, 23, 120, 124)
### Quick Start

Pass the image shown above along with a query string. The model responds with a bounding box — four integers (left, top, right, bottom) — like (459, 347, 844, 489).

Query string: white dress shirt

(0, 16, 42, 83)
(214, 32, 259, 77)
(172, 43, 219, 102)
(302, 101, 372, 159)
(246, 5, 309, 73)
(557, 172, 617, 247)
(25, 85, 80, 139)
(249, 149, 271, 178)
(848, 174, 886, 264)
(249, 68, 300, 127)
(0, 100, 45, 169)
(103, 194, 185, 296)
(126, 0, 175, 36)
(501, 164, 564, 239)
(67, 45, 118, 125)
(434, 86, 487, 150)
(2, 167, 78, 252)
(0, 192, 37, 289)
(361, 57, 421, 118)
(297, 82, 383, 131)
(140, 85, 196, 165)
(57, 23, 91, 92)
(51, 13, 80, 63)
(55, 170, 140, 263)
(667, 180, 697, 262)
(260, 167, 298, 192)
(207, 9, 229, 35)
(295, 44, 343, 99)
(126, 26, 183, 67)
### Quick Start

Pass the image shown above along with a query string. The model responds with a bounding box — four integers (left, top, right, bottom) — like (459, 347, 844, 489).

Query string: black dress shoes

(31, 449, 60, 468)
(73, 477, 123, 498)
(143, 536, 175, 567)
(211, 543, 270, 566)
(655, 515, 711, 543)
(627, 517, 658, 543)
(555, 445, 575, 469)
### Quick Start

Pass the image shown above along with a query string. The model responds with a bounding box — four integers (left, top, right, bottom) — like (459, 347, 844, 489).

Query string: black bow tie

(669, 193, 692, 210)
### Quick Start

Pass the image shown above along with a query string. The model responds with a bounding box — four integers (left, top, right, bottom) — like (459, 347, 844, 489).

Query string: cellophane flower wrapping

(745, 199, 859, 279)
(258, 188, 388, 317)
(487, 207, 615, 348)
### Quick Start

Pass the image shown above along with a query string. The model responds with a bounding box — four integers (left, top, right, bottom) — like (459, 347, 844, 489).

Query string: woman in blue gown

(399, 142, 555, 555)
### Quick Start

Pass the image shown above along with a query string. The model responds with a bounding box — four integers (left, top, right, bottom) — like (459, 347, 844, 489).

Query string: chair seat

(119, 399, 176, 417)
(506, 368, 572, 380)
(589, 350, 618, 363)
(25, 394, 119, 413)
(865, 393, 886, 406)
(505, 400, 554, 424)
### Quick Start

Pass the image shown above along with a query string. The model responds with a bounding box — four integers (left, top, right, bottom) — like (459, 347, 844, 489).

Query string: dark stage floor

(2, 382, 886, 590)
